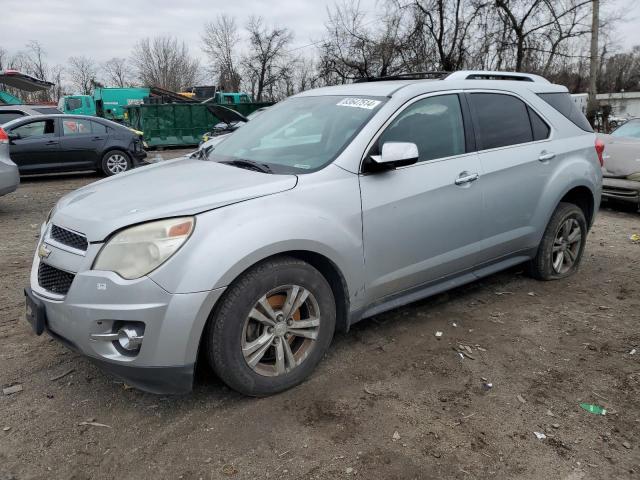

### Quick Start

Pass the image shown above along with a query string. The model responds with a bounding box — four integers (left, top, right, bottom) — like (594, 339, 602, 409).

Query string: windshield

(612, 119, 640, 138)
(209, 95, 385, 173)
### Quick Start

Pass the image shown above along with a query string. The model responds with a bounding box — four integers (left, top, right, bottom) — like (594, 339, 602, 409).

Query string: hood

(206, 105, 248, 125)
(598, 134, 640, 177)
(53, 158, 297, 241)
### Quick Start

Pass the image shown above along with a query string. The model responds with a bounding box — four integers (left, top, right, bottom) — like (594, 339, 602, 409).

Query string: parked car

(25, 71, 602, 396)
(0, 128, 19, 196)
(200, 106, 269, 144)
(599, 118, 640, 210)
(2, 115, 147, 176)
(0, 104, 62, 124)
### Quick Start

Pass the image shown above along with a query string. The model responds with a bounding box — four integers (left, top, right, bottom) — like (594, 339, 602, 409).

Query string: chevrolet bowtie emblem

(38, 243, 51, 259)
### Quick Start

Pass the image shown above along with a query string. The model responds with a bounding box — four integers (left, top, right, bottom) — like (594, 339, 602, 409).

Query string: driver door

(359, 93, 485, 303)
(8, 118, 60, 173)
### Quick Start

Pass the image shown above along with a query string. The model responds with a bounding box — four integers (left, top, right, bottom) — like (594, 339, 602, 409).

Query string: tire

(205, 256, 336, 396)
(101, 150, 131, 176)
(527, 202, 587, 280)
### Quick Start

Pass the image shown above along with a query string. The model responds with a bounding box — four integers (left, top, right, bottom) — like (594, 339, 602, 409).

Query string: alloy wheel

(106, 154, 128, 174)
(551, 217, 582, 274)
(241, 285, 321, 377)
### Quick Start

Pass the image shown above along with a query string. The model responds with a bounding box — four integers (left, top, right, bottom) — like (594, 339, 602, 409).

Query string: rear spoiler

(0, 70, 53, 92)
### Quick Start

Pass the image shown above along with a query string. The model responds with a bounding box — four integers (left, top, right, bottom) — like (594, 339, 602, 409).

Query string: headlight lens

(93, 217, 194, 279)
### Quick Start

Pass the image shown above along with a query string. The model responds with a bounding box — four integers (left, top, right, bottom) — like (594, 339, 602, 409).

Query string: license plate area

(24, 288, 46, 335)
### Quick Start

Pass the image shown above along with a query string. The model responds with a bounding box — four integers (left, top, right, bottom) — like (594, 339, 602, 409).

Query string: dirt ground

(1, 164, 639, 480)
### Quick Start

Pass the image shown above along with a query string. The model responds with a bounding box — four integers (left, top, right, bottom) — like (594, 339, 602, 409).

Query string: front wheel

(101, 150, 131, 176)
(205, 256, 336, 396)
(528, 202, 587, 280)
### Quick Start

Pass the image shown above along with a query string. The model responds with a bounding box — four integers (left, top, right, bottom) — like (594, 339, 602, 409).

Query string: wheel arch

(99, 146, 131, 168)
(211, 250, 351, 334)
(559, 185, 595, 227)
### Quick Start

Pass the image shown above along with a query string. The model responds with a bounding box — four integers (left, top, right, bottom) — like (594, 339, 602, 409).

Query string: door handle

(45, 141, 58, 146)
(455, 172, 479, 185)
(538, 151, 556, 162)
(91, 136, 104, 141)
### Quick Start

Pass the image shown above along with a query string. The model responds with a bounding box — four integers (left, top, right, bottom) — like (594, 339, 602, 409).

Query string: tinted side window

(379, 94, 466, 162)
(91, 121, 108, 134)
(528, 107, 550, 141)
(0, 111, 25, 123)
(537, 92, 593, 132)
(62, 118, 92, 135)
(469, 93, 533, 149)
(12, 119, 56, 138)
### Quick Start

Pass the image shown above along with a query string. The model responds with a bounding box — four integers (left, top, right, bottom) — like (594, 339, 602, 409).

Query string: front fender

(149, 167, 365, 308)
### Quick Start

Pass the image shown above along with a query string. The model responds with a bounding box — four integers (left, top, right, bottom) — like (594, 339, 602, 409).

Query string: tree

(319, 1, 411, 82)
(243, 16, 293, 101)
(67, 56, 98, 94)
(130, 36, 200, 91)
(102, 57, 131, 87)
(494, 0, 591, 72)
(586, 0, 599, 124)
(202, 15, 242, 91)
(413, 0, 486, 71)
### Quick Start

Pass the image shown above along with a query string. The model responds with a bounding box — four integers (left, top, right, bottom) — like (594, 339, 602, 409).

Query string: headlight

(93, 217, 194, 279)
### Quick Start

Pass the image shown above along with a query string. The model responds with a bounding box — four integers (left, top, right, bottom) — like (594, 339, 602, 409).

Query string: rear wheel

(528, 202, 587, 280)
(101, 150, 131, 176)
(205, 256, 336, 396)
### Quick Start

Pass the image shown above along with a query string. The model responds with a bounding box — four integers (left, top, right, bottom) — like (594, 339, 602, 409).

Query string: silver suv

(25, 71, 603, 396)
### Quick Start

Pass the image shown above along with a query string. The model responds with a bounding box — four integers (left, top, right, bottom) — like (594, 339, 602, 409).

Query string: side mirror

(8, 132, 20, 141)
(367, 142, 419, 171)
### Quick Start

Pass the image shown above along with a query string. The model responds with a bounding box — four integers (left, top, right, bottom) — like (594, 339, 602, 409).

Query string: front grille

(38, 263, 75, 295)
(50, 224, 88, 251)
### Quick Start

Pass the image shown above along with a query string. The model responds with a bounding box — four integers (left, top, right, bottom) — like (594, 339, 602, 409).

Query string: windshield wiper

(220, 159, 272, 173)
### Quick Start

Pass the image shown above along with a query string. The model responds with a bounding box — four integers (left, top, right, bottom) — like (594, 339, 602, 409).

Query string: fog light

(117, 326, 144, 351)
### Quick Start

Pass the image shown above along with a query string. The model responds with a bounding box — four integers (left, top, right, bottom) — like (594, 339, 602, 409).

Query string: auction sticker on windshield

(337, 98, 381, 109)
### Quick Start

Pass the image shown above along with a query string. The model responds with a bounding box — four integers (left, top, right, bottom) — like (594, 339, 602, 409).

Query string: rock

(622, 441, 631, 449)
(552, 423, 560, 429)
(392, 430, 401, 441)
(517, 394, 526, 404)
(2, 427, 10, 432)
(2, 384, 23, 395)
(346, 467, 354, 474)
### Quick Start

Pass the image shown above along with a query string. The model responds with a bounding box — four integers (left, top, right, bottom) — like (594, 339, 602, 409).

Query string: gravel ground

(0, 164, 639, 480)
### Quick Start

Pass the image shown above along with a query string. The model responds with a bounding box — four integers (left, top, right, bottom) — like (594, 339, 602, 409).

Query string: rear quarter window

(537, 92, 593, 132)
(468, 93, 533, 149)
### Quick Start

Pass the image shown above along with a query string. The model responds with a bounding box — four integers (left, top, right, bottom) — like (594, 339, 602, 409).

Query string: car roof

(295, 71, 568, 99)
(0, 104, 58, 111)
(2, 114, 126, 129)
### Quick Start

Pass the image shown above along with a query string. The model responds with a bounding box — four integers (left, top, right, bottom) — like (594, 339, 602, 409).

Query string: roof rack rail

(445, 70, 550, 83)
(353, 71, 450, 83)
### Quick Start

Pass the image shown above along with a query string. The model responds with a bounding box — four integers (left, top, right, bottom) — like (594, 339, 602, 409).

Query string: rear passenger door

(466, 91, 553, 262)
(58, 117, 104, 168)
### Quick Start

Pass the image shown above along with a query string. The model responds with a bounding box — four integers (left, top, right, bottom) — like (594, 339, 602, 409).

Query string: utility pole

(587, 0, 599, 128)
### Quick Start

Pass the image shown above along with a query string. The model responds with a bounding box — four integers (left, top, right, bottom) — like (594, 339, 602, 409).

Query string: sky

(1, 0, 639, 70)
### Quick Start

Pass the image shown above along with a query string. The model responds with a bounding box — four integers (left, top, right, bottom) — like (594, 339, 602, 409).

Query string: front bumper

(27, 231, 225, 394)
(130, 148, 148, 167)
(602, 176, 640, 207)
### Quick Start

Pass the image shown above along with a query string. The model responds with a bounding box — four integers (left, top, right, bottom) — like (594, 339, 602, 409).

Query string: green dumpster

(124, 102, 272, 148)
